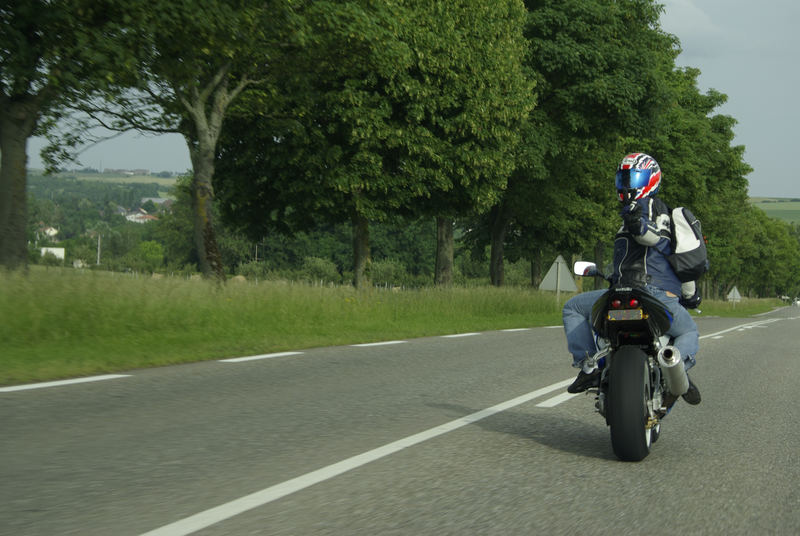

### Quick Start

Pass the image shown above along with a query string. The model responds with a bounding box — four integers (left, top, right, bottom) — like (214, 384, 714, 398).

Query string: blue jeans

(562, 286, 698, 371)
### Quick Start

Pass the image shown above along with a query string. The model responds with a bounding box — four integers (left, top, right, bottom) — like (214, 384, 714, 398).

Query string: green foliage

(300, 256, 341, 284)
(215, 0, 533, 285)
(123, 240, 164, 272)
(27, 173, 160, 213)
(40, 252, 63, 267)
(513, 0, 676, 248)
(5, 0, 800, 298)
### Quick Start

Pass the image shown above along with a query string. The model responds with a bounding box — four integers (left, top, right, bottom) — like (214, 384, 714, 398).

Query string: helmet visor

(615, 168, 652, 190)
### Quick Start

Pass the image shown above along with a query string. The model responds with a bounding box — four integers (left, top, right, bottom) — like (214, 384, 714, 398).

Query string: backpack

(668, 207, 708, 282)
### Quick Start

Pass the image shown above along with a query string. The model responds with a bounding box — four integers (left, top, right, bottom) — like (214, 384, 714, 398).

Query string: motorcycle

(573, 261, 691, 461)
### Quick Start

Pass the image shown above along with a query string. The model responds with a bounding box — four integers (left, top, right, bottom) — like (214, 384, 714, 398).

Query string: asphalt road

(2, 307, 799, 535)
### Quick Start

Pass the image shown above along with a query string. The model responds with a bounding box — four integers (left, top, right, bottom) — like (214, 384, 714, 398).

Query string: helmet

(615, 153, 661, 202)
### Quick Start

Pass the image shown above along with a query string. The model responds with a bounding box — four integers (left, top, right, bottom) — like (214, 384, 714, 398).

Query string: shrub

(370, 258, 408, 287)
(237, 260, 271, 279)
(300, 256, 340, 284)
(40, 252, 63, 267)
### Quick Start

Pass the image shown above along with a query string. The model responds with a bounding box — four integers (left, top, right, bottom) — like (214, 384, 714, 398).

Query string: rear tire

(607, 346, 653, 461)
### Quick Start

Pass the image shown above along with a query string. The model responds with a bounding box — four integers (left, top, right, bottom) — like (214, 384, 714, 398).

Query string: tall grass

(1, 268, 783, 386)
(0, 267, 565, 385)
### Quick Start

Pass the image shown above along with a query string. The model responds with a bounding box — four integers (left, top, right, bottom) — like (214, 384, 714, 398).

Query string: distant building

(39, 225, 59, 239)
(126, 209, 159, 224)
(40, 247, 65, 260)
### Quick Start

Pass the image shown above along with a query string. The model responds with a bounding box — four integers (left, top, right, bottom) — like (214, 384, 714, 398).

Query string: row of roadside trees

(2, 0, 800, 296)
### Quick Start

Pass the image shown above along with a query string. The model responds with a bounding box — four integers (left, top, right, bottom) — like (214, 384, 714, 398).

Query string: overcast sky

(659, 0, 800, 197)
(27, 0, 800, 197)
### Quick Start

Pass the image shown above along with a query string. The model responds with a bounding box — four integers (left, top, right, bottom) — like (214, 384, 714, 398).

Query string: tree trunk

(593, 240, 606, 290)
(179, 62, 252, 284)
(189, 144, 225, 283)
(530, 249, 543, 288)
(352, 213, 370, 288)
(489, 203, 512, 286)
(434, 216, 454, 286)
(0, 100, 38, 270)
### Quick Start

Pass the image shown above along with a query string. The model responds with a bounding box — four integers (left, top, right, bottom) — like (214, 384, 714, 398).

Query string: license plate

(607, 309, 644, 321)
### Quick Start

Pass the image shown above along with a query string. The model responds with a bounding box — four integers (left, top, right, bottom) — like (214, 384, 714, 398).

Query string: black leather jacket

(612, 196, 683, 296)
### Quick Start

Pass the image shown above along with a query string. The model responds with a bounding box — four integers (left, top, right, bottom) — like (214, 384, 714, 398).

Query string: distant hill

(28, 168, 180, 190)
(750, 197, 800, 224)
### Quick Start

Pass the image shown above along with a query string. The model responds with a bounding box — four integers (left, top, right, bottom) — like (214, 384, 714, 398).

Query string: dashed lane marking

(220, 352, 304, 363)
(0, 375, 131, 393)
(350, 340, 408, 347)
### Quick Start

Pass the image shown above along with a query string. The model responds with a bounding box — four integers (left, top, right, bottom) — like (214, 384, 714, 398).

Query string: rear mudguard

(590, 286, 672, 345)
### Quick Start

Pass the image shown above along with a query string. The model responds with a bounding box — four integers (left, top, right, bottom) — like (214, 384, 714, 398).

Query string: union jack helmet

(615, 153, 661, 202)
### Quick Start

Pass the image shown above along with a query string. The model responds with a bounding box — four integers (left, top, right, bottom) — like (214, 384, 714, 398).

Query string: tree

(639, 65, 754, 298)
(0, 0, 134, 269)
(125, 240, 164, 273)
(216, 0, 533, 287)
(150, 176, 197, 270)
(56, 0, 304, 282)
(473, 0, 677, 285)
(406, 0, 534, 286)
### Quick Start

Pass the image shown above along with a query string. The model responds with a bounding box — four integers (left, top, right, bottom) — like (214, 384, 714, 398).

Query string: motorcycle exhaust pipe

(657, 346, 689, 396)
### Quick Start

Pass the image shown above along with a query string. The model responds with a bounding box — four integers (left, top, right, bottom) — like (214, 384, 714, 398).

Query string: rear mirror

(574, 261, 597, 277)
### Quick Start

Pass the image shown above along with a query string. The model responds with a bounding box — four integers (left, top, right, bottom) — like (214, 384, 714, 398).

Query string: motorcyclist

(562, 153, 702, 406)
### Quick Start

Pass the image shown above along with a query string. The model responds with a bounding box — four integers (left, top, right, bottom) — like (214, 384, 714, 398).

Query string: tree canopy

(215, 0, 534, 286)
(6, 0, 800, 298)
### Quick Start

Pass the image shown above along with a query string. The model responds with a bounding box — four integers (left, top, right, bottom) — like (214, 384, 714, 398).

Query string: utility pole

(96, 234, 101, 265)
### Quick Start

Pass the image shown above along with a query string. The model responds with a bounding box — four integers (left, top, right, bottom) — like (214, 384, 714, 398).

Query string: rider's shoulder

(650, 196, 672, 215)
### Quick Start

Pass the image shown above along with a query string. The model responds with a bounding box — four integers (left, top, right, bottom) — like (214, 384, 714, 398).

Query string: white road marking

(536, 391, 581, 407)
(138, 378, 574, 536)
(441, 333, 480, 338)
(7, 317, 786, 394)
(0, 374, 130, 393)
(350, 340, 407, 347)
(220, 352, 304, 363)
(700, 318, 781, 340)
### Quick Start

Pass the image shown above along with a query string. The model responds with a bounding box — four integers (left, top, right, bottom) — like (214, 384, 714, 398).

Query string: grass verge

(1, 267, 782, 386)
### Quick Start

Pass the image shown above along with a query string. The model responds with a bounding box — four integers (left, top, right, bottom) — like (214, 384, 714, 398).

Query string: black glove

(620, 202, 644, 235)
(680, 292, 702, 309)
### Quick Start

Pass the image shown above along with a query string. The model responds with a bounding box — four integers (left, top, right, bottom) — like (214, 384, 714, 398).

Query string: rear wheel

(607, 346, 653, 461)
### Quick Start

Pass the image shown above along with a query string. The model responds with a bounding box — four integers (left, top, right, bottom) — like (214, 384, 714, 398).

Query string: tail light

(610, 297, 641, 309)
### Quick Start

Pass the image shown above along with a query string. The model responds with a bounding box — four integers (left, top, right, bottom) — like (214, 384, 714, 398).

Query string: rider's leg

(562, 289, 607, 368)
(563, 290, 607, 393)
(658, 291, 702, 404)
(663, 297, 699, 371)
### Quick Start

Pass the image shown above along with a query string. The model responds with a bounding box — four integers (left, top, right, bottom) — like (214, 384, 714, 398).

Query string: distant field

(64, 172, 179, 188)
(749, 197, 800, 224)
(29, 169, 181, 188)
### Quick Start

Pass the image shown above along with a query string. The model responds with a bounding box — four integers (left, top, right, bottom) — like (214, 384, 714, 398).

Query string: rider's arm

(679, 280, 702, 308)
(629, 198, 663, 247)
(681, 281, 696, 299)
